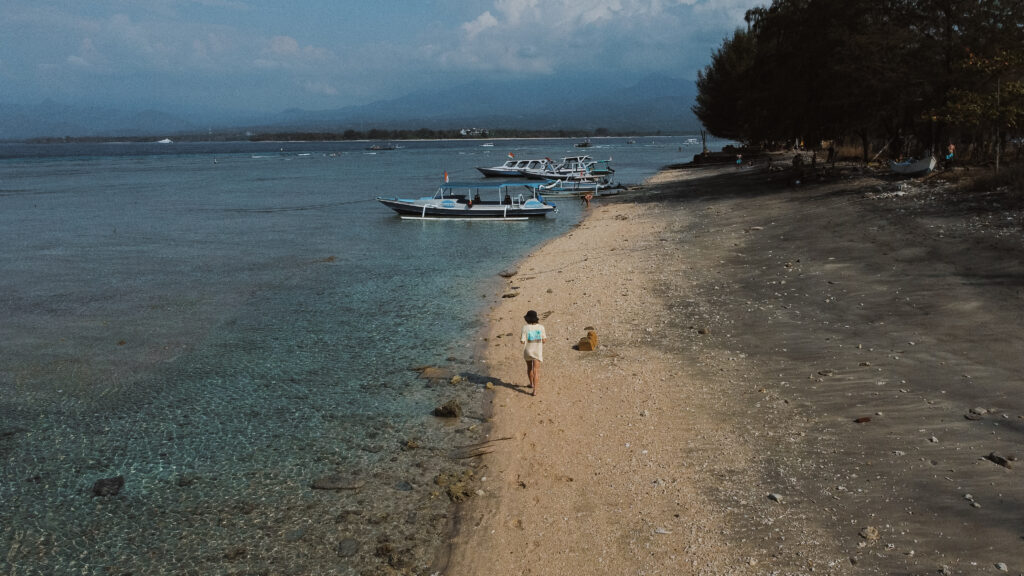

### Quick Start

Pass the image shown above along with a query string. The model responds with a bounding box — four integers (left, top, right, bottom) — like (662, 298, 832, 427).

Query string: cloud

(432, 0, 762, 77)
(462, 11, 498, 39)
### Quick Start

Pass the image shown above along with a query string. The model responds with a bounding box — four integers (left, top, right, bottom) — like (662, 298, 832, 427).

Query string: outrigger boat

(890, 155, 937, 176)
(537, 179, 612, 196)
(520, 155, 614, 181)
(476, 157, 547, 178)
(377, 182, 557, 220)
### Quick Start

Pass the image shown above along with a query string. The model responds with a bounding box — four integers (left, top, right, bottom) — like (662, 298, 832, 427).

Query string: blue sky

(2, 0, 764, 116)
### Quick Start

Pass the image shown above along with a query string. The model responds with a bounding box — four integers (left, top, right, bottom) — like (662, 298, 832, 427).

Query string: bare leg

(531, 361, 540, 396)
(525, 360, 533, 388)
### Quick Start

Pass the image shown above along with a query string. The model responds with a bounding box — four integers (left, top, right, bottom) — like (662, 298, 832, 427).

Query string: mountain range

(0, 74, 699, 140)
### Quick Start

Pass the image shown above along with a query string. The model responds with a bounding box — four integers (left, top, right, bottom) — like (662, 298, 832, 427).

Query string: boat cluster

(376, 154, 617, 220)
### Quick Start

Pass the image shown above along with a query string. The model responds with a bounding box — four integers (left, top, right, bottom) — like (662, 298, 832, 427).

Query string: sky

(1, 0, 765, 117)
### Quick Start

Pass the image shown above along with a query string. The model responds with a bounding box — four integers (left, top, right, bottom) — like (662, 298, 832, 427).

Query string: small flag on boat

(444, 171, 449, 182)
(508, 152, 514, 158)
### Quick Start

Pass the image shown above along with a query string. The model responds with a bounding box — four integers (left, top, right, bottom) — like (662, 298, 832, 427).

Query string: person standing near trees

(521, 310, 546, 396)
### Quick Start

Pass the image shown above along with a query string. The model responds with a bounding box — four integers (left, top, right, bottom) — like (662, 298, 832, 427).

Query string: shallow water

(0, 136, 721, 574)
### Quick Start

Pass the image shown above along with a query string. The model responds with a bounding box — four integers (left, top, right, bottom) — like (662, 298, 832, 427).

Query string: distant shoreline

(8, 133, 692, 146)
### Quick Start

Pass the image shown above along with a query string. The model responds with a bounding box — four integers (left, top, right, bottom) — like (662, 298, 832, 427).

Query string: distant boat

(366, 143, 396, 151)
(377, 182, 557, 220)
(575, 138, 592, 148)
(890, 155, 936, 176)
(156, 138, 173, 144)
(480, 142, 495, 147)
(625, 139, 637, 144)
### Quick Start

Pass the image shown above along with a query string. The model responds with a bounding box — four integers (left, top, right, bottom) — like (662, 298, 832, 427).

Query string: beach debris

(965, 406, 988, 420)
(311, 474, 366, 491)
(449, 375, 464, 385)
(817, 369, 834, 376)
(451, 436, 511, 460)
(336, 538, 360, 558)
(501, 292, 519, 298)
(91, 475, 125, 497)
(485, 381, 494, 389)
(964, 493, 981, 508)
(996, 562, 1009, 572)
(653, 527, 672, 535)
(498, 268, 518, 278)
(576, 330, 599, 351)
(767, 493, 783, 503)
(859, 526, 880, 541)
(697, 326, 710, 335)
(433, 399, 462, 418)
(435, 469, 476, 502)
(929, 436, 939, 443)
(984, 452, 1012, 469)
(854, 416, 872, 423)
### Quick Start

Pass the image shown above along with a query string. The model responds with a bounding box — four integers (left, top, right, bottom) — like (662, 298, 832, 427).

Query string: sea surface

(0, 136, 722, 575)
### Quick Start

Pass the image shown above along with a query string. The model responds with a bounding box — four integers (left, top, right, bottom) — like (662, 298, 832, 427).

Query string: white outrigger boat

(520, 155, 614, 182)
(476, 157, 547, 178)
(890, 155, 937, 176)
(536, 179, 618, 198)
(377, 182, 557, 220)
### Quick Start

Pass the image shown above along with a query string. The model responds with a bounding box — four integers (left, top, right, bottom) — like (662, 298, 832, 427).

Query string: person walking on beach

(521, 310, 546, 396)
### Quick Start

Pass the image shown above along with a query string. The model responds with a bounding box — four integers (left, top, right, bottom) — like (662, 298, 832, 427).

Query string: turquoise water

(0, 137, 717, 575)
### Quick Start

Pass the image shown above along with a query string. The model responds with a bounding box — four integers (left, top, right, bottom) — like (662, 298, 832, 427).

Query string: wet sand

(442, 161, 1024, 575)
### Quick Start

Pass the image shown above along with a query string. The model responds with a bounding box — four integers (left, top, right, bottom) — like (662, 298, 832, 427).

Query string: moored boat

(520, 155, 614, 182)
(536, 179, 620, 198)
(890, 155, 937, 176)
(476, 157, 549, 178)
(377, 182, 557, 220)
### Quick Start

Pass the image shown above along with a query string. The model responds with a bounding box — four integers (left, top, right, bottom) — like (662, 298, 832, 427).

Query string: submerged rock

(336, 537, 360, 558)
(433, 399, 463, 418)
(91, 475, 124, 497)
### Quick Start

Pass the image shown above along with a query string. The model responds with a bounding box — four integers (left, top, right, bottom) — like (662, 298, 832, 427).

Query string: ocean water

(0, 136, 717, 575)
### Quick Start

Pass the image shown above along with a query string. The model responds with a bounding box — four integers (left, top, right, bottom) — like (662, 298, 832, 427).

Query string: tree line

(693, 0, 1024, 164)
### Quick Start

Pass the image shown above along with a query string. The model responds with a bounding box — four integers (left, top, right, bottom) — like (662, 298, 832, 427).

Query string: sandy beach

(440, 160, 1024, 575)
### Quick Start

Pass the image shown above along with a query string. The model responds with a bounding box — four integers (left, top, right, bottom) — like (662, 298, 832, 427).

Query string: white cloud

(432, 0, 761, 77)
(461, 11, 498, 39)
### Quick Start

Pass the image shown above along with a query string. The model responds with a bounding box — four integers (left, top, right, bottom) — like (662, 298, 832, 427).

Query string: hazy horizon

(2, 1, 763, 118)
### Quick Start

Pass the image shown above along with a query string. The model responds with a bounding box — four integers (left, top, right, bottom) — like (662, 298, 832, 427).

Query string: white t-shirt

(521, 323, 546, 361)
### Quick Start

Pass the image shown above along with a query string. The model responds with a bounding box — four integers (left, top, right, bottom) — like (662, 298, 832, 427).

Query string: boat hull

(890, 156, 937, 176)
(377, 198, 555, 219)
(476, 167, 523, 178)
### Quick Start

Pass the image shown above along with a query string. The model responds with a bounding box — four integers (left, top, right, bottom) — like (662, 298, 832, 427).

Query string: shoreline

(442, 161, 1024, 574)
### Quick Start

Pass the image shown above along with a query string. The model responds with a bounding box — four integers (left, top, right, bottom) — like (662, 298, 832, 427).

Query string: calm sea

(0, 136, 717, 575)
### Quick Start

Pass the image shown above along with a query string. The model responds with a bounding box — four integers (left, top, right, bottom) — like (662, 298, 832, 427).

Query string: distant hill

(0, 75, 699, 140)
(256, 74, 699, 133)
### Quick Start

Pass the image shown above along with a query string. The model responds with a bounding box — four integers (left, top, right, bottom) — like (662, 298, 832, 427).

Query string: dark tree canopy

(693, 0, 1024, 160)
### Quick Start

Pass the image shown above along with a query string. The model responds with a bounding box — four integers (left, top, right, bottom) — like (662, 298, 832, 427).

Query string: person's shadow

(461, 372, 533, 396)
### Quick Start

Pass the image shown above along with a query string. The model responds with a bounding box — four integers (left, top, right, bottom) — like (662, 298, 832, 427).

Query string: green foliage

(694, 0, 1024, 160)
